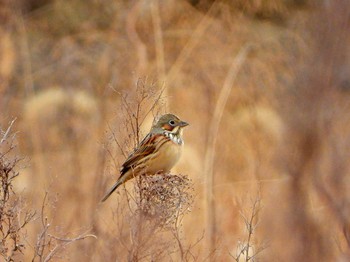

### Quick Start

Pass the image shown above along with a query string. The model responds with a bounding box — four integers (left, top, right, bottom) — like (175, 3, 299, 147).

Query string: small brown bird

(101, 114, 189, 202)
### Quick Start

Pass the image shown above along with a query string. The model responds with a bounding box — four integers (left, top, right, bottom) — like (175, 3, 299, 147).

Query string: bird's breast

(147, 140, 182, 174)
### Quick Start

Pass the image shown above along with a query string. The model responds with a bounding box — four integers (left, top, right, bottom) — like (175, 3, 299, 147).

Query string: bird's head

(151, 114, 189, 135)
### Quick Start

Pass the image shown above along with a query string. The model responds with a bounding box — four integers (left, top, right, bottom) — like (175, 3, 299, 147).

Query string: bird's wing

(119, 133, 169, 176)
(101, 133, 170, 202)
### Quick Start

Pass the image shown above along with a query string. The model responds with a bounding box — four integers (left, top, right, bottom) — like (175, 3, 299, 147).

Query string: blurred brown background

(1, 0, 350, 261)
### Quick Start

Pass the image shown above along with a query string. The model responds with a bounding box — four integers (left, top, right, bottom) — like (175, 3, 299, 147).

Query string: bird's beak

(179, 121, 189, 127)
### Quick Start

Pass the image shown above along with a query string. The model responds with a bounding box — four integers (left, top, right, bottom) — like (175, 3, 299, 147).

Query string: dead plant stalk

(203, 44, 252, 255)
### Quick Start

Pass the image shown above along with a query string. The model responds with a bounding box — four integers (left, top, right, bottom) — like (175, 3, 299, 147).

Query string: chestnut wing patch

(120, 133, 168, 176)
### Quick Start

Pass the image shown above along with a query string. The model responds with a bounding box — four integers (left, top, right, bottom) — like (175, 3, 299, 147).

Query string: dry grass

(0, 119, 34, 261)
(1, 0, 350, 261)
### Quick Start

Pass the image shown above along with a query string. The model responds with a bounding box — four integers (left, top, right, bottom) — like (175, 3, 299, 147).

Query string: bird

(101, 113, 189, 202)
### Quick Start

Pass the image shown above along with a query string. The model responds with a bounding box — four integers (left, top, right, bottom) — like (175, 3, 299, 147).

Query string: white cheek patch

(172, 126, 179, 134)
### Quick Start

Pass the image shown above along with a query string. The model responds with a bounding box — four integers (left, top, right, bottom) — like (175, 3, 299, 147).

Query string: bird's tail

(101, 179, 123, 202)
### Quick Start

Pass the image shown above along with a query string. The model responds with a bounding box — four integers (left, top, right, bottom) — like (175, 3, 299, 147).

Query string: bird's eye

(169, 120, 175, 126)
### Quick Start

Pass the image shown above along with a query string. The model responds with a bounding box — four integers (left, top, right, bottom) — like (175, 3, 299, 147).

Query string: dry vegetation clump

(0, 120, 35, 261)
(0, 120, 96, 261)
(136, 173, 193, 228)
(112, 173, 195, 261)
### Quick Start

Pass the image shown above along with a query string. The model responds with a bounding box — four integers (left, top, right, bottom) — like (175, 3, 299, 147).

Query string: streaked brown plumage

(101, 114, 189, 202)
